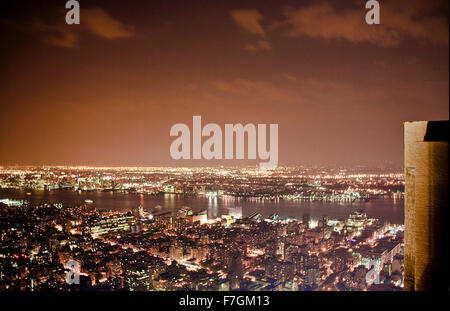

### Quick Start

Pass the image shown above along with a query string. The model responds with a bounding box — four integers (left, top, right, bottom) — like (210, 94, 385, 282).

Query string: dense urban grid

(0, 166, 404, 291)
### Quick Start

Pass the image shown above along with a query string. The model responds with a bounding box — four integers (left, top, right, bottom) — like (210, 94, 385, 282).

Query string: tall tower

(227, 252, 243, 290)
(404, 120, 448, 291)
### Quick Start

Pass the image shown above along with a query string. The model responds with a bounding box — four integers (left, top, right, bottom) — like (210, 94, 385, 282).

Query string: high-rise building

(404, 120, 448, 291)
(228, 252, 243, 290)
(302, 213, 310, 228)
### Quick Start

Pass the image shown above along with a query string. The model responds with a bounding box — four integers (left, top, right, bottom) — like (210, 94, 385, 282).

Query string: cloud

(244, 40, 272, 52)
(230, 9, 265, 36)
(29, 7, 133, 48)
(274, 0, 449, 46)
(282, 73, 297, 82)
(32, 21, 79, 48)
(230, 9, 272, 52)
(82, 7, 133, 40)
(207, 76, 381, 108)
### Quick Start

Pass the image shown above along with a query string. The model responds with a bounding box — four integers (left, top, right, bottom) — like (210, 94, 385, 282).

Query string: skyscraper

(228, 252, 243, 290)
(404, 120, 448, 291)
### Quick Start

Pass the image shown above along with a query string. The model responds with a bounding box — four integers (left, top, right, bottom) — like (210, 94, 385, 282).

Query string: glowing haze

(0, 0, 448, 168)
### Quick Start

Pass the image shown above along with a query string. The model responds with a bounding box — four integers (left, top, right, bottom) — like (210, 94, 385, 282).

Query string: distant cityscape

(0, 166, 404, 201)
(1, 166, 404, 291)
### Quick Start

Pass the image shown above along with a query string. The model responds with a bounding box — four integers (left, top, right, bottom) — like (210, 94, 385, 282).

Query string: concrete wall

(404, 121, 448, 291)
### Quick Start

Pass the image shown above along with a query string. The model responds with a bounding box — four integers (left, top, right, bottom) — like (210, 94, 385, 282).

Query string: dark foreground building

(404, 120, 448, 291)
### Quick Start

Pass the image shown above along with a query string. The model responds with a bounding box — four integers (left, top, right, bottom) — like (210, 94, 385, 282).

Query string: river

(0, 188, 404, 224)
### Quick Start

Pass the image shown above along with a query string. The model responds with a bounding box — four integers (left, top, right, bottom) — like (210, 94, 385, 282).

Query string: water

(0, 188, 404, 224)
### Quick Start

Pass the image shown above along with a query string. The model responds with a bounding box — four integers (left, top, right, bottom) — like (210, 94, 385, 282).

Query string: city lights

(0, 165, 405, 291)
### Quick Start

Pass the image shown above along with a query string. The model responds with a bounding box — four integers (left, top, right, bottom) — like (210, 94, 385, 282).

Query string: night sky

(0, 0, 448, 167)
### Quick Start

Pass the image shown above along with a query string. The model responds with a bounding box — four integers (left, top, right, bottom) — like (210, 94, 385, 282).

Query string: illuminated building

(228, 206, 243, 219)
(302, 213, 310, 228)
(133, 205, 145, 218)
(154, 211, 189, 232)
(89, 214, 136, 237)
(124, 264, 152, 291)
(0, 165, 409, 292)
(169, 240, 184, 261)
(265, 258, 294, 283)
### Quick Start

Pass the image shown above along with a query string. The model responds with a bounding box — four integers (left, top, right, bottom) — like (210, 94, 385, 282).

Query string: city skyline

(0, 164, 406, 291)
(1, 0, 448, 167)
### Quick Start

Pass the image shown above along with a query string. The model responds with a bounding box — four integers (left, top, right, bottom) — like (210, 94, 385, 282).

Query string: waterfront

(0, 188, 404, 224)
